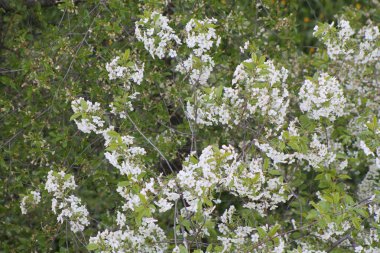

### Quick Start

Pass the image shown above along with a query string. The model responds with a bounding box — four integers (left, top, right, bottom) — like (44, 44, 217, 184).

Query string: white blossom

(299, 72, 346, 121)
(20, 190, 41, 214)
(44, 170, 89, 232)
(135, 12, 181, 59)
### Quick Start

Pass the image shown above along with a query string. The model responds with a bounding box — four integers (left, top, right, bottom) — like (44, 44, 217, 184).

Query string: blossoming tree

(1, 0, 380, 252)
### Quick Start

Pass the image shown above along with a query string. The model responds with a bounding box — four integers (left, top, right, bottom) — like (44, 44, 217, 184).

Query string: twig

(125, 113, 174, 173)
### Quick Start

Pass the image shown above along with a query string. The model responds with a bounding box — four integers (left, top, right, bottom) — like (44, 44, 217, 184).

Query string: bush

(1, 0, 380, 252)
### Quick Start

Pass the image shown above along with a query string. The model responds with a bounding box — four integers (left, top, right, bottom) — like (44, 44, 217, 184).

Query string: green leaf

(64, 174, 72, 180)
(80, 99, 88, 111)
(268, 169, 281, 176)
(257, 227, 267, 237)
(263, 157, 270, 170)
(190, 156, 198, 164)
(70, 112, 81, 121)
(86, 243, 98, 251)
(215, 85, 224, 98)
(338, 174, 351, 180)
(352, 216, 361, 230)
(123, 49, 130, 60)
(179, 245, 188, 253)
(117, 181, 129, 187)
(107, 130, 119, 138)
(268, 224, 280, 237)
(181, 219, 191, 231)
(299, 115, 316, 131)
(306, 210, 318, 220)
(354, 208, 369, 218)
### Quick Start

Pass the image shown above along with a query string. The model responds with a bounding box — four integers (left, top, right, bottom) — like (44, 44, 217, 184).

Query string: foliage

(1, 0, 380, 252)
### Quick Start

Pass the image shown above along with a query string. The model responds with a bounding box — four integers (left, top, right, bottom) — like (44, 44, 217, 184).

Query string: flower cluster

(231, 58, 289, 127)
(105, 56, 144, 86)
(255, 124, 342, 172)
(185, 87, 242, 126)
(45, 170, 89, 232)
(186, 57, 289, 128)
(354, 223, 380, 252)
(288, 244, 327, 253)
(72, 97, 147, 180)
(299, 72, 346, 121)
(313, 221, 351, 241)
(135, 11, 181, 59)
(176, 18, 220, 86)
(297, 133, 336, 169)
(88, 218, 167, 253)
(20, 190, 41, 214)
(218, 210, 284, 253)
(313, 19, 380, 109)
(102, 129, 147, 180)
(71, 97, 105, 134)
(156, 145, 288, 217)
(357, 164, 380, 201)
(314, 19, 379, 64)
(116, 177, 156, 213)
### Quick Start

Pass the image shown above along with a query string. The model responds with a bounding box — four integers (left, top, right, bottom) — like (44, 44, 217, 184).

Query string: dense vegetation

(1, 0, 380, 252)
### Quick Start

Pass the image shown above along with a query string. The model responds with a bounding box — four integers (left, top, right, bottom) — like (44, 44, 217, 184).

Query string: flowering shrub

(1, 0, 380, 252)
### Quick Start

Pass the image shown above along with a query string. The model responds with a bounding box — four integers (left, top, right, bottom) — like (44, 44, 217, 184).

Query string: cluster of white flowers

(186, 58, 290, 128)
(298, 133, 336, 169)
(287, 243, 327, 253)
(217, 211, 284, 253)
(313, 20, 354, 61)
(313, 19, 380, 108)
(70, 98, 171, 248)
(236, 158, 288, 215)
(20, 190, 41, 214)
(185, 88, 235, 126)
(234, 58, 290, 127)
(368, 203, 380, 224)
(71, 97, 105, 134)
(184, 18, 220, 56)
(256, 126, 340, 171)
(314, 19, 379, 64)
(116, 178, 156, 213)
(355, 245, 380, 253)
(103, 130, 147, 180)
(176, 145, 240, 212)
(358, 164, 380, 201)
(135, 11, 181, 59)
(176, 18, 220, 86)
(89, 218, 167, 253)
(359, 140, 374, 156)
(355, 225, 380, 252)
(72, 97, 148, 180)
(313, 221, 351, 241)
(154, 177, 180, 214)
(45, 170, 89, 232)
(299, 72, 346, 121)
(105, 56, 144, 86)
(55, 195, 90, 233)
(357, 120, 380, 200)
(45, 170, 76, 196)
(158, 145, 288, 216)
(186, 86, 246, 126)
(254, 141, 295, 167)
